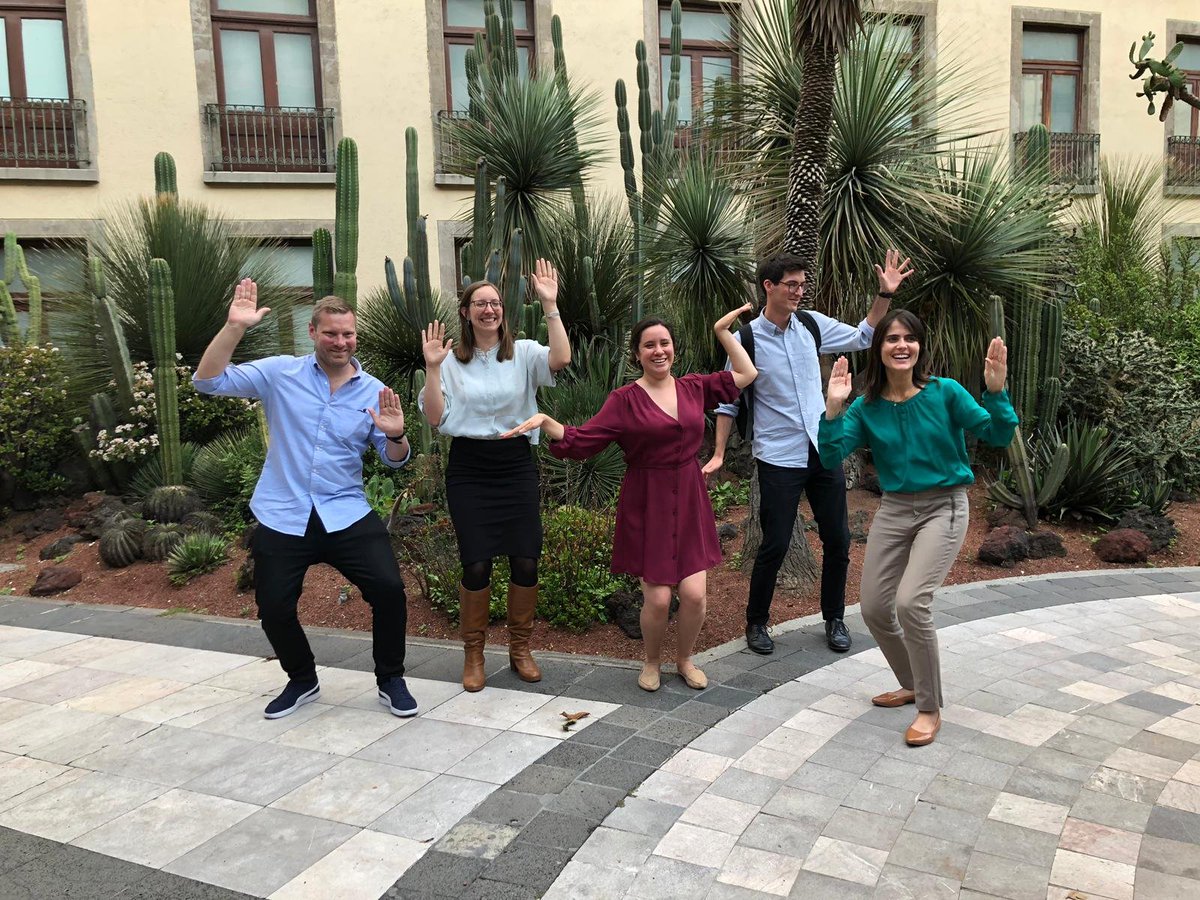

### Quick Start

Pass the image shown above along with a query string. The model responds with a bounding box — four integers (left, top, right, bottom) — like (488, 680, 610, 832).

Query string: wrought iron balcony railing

(0, 98, 88, 168)
(1167, 136, 1200, 187)
(204, 104, 334, 173)
(1013, 131, 1100, 187)
(436, 109, 476, 177)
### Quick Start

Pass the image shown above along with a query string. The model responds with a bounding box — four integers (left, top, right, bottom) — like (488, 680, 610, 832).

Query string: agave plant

(355, 285, 457, 398)
(443, 74, 605, 263)
(55, 198, 288, 403)
(643, 154, 754, 373)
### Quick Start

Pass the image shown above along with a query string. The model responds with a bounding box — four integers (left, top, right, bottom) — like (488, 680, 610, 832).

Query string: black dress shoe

(746, 623, 775, 655)
(826, 618, 852, 652)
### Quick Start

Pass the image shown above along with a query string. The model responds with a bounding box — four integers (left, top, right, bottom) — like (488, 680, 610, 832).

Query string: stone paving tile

(819, 806, 904, 853)
(801, 835, 888, 887)
(972, 818, 1059, 868)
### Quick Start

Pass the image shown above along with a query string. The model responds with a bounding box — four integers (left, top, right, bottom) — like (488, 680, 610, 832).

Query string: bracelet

(877, 291, 895, 299)
(545, 310, 562, 320)
(386, 434, 407, 444)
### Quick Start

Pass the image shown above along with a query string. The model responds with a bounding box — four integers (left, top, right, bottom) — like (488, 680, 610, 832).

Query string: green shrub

(538, 505, 630, 632)
(166, 533, 228, 585)
(1033, 421, 1139, 522)
(177, 373, 257, 444)
(0, 344, 73, 494)
(709, 479, 749, 518)
(1058, 322, 1200, 494)
(404, 518, 509, 621)
(188, 427, 265, 531)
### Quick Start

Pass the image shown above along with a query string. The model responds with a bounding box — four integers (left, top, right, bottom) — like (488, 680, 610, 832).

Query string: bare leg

(675, 571, 707, 686)
(640, 580, 671, 686)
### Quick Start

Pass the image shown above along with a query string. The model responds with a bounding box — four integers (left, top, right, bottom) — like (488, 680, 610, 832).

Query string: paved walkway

(0, 568, 1198, 898)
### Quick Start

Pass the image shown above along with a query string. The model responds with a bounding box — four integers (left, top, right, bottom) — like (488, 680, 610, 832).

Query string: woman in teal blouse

(819, 310, 1017, 746)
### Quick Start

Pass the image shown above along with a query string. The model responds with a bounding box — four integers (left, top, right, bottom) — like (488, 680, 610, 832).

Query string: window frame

(210, 0, 322, 110)
(1020, 26, 1083, 133)
(0, 2, 72, 101)
(1176, 37, 1200, 139)
(658, 1, 739, 127)
(441, 0, 535, 114)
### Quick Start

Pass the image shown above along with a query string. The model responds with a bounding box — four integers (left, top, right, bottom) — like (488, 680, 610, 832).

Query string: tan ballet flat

(638, 665, 661, 692)
(905, 714, 941, 747)
(677, 665, 707, 690)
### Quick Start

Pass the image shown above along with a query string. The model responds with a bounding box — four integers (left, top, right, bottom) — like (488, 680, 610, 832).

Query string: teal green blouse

(818, 378, 1018, 493)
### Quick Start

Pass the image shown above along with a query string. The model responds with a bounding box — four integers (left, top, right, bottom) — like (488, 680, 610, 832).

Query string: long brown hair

(454, 280, 515, 364)
(863, 309, 932, 403)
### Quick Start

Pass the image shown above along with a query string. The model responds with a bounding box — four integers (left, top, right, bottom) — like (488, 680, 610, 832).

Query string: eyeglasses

(775, 280, 805, 293)
(469, 299, 504, 310)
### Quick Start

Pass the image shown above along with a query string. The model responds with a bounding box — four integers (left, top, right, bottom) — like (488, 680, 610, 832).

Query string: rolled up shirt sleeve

(815, 312, 875, 354)
(192, 358, 279, 399)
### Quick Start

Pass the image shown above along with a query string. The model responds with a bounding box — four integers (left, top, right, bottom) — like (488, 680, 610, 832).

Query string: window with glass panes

(211, 0, 320, 110)
(1173, 39, 1200, 139)
(1020, 27, 1083, 133)
(0, 239, 85, 337)
(0, 1, 70, 101)
(444, 0, 533, 113)
(659, 3, 736, 126)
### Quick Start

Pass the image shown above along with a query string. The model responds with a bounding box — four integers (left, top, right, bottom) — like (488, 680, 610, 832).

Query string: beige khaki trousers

(859, 486, 968, 712)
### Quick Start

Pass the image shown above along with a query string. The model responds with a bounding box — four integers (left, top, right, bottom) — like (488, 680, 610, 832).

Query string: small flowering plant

(0, 343, 73, 492)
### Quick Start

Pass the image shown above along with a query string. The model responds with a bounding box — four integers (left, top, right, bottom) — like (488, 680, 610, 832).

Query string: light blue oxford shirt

(193, 354, 410, 536)
(715, 311, 875, 468)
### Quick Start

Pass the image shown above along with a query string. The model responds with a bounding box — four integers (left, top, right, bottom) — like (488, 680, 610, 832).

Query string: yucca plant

(1036, 420, 1139, 522)
(55, 198, 288, 404)
(166, 533, 228, 586)
(643, 155, 754, 373)
(442, 71, 605, 263)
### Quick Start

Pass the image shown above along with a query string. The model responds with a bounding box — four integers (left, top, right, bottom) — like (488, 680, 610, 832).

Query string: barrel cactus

(142, 485, 203, 524)
(143, 523, 186, 562)
(180, 510, 222, 535)
(98, 517, 148, 568)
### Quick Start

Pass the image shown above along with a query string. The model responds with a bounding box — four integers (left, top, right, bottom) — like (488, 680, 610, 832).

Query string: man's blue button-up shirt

(716, 311, 875, 468)
(193, 354, 410, 536)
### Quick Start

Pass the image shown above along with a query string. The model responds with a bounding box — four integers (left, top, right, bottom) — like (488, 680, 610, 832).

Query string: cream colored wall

(2, 0, 1198, 298)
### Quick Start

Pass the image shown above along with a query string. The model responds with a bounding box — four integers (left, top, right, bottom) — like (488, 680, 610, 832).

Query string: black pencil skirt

(445, 436, 543, 564)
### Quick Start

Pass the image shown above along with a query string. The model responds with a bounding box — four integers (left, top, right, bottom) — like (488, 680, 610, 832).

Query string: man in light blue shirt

(194, 281, 418, 719)
(703, 252, 912, 654)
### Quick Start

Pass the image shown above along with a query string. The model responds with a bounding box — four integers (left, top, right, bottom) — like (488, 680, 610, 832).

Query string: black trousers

(746, 449, 851, 627)
(253, 508, 407, 684)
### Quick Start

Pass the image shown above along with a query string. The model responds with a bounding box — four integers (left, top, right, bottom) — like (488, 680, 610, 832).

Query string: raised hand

(530, 258, 560, 308)
(500, 413, 564, 441)
(983, 336, 1008, 394)
(227, 278, 270, 329)
(826, 355, 853, 412)
(422, 321, 453, 367)
(874, 249, 915, 295)
(369, 387, 406, 438)
(714, 302, 754, 334)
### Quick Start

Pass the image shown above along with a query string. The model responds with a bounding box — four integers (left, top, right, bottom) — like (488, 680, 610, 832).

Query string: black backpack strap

(795, 310, 822, 353)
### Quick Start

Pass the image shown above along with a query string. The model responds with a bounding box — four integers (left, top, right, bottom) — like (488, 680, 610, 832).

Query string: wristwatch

(386, 434, 407, 444)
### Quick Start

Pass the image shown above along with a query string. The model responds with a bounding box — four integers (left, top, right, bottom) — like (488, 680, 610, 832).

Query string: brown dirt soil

(3, 484, 1198, 662)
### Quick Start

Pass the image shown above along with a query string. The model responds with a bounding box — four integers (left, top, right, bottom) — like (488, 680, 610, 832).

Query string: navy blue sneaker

(263, 679, 320, 719)
(378, 676, 419, 717)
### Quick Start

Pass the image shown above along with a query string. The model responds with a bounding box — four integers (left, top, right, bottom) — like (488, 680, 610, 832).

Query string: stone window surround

(1010, 7, 1101, 195)
(437, 218, 472, 294)
(425, 0, 554, 188)
(189, 0, 343, 186)
(0, 0, 99, 183)
(1164, 19, 1200, 197)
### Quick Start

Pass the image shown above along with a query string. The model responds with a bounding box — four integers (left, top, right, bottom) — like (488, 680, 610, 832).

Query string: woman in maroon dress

(503, 305, 757, 691)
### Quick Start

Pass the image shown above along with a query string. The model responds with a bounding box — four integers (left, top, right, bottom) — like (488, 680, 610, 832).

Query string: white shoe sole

(263, 684, 320, 719)
(379, 690, 419, 718)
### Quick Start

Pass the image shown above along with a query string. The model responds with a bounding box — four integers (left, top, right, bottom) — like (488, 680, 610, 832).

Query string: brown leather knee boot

(459, 584, 490, 692)
(505, 583, 541, 683)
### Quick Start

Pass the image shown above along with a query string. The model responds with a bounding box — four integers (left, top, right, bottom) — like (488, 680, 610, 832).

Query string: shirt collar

(307, 353, 363, 380)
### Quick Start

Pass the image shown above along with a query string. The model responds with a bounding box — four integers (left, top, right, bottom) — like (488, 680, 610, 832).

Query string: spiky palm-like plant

(442, 73, 605, 262)
(785, 0, 863, 268)
(1075, 156, 1177, 282)
(643, 155, 753, 373)
(355, 286, 457, 399)
(55, 198, 287, 404)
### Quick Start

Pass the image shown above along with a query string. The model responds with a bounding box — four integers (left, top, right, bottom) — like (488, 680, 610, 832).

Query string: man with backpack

(703, 252, 913, 654)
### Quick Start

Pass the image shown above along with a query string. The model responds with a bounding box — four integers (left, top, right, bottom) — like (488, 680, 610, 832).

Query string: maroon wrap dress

(549, 371, 740, 585)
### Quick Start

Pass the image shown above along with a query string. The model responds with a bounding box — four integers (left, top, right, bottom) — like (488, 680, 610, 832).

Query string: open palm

(227, 278, 270, 329)
(826, 356, 853, 408)
(422, 321, 453, 366)
(875, 250, 915, 295)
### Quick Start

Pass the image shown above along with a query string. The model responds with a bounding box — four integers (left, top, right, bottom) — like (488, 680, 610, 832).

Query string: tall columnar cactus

(404, 127, 432, 307)
(276, 301, 295, 355)
(7, 239, 42, 342)
(147, 258, 183, 486)
(0, 234, 21, 346)
(89, 257, 137, 416)
(312, 227, 334, 299)
(1023, 123, 1051, 179)
(154, 151, 178, 199)
(332, 137, 360, 308)
(1037, 297, 1063, 430)
(502, 228, 527, 335)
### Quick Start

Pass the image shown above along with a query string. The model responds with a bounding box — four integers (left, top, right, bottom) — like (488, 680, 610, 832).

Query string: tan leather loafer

(905, 714, 941, 747)
(872, 690, 917, 708)
(638, 665, 661, 692)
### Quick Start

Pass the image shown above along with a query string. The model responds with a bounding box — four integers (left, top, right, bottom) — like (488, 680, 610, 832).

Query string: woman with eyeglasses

(501, 305, 757, 693)
(419, 259, 570, 692)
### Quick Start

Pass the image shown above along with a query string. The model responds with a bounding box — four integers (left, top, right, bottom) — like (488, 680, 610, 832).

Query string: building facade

(1, 0, 1198, 319)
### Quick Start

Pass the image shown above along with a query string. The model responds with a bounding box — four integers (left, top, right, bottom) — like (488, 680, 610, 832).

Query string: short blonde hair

(310, 295, 354, 328)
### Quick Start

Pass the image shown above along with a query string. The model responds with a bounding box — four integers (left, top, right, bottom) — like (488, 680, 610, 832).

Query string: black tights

(462, 556, 538, 591)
